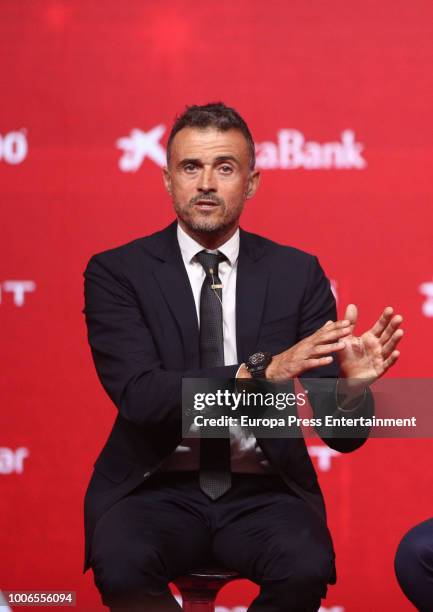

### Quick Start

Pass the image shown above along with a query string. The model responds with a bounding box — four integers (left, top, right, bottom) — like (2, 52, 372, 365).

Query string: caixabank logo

(0, 130, 28, 165)
(255, 129, 365, 170)
(116, 126, 366, 172)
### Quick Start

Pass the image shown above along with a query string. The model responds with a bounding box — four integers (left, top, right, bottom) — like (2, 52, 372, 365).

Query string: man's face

(163, 127, 260, 236)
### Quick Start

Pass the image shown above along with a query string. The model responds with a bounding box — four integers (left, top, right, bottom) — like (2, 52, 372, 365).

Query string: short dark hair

(166, 102, 255, 170)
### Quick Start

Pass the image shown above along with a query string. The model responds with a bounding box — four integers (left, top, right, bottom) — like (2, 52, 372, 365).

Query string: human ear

(162, 167, 172, 195)
(246, 170, 261, 199)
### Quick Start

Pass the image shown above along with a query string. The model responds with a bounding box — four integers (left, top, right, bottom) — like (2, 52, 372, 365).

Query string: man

(83, 103, 403, 611)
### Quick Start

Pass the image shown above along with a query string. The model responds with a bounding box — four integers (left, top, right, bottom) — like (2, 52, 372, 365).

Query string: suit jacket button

(143, 471, 151, 479)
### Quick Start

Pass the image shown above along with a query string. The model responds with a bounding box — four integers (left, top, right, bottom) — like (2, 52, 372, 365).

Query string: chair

(173, 568, 241, 612)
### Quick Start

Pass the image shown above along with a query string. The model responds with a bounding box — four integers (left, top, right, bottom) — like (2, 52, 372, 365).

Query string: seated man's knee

(257, 557, 332, 612)
(264, 542, 334, 591)
(288, 557, 333, 594)
(91, 541, 168, 602)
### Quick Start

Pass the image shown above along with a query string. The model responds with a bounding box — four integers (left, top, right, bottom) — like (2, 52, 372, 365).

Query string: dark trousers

(90, 472, 335, 611)
(395, 517, 433, 611)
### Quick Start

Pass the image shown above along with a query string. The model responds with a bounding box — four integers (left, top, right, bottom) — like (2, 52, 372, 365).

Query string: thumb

(344, 303, 358, 330)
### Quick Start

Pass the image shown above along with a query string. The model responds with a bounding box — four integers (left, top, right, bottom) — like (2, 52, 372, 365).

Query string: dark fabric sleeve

(83, 254, 239, 428)
(296, 255, 374, 452)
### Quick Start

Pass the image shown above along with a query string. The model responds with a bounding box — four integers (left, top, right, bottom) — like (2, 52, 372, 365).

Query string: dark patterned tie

(195, 250, 232, 500)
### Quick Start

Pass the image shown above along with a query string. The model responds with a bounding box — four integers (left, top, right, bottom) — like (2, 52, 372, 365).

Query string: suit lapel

(236, 229, 270, 362)
(142, 222, 200, 368)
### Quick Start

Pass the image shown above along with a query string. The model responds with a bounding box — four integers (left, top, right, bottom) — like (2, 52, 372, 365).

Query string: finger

(317, 327, 352, 343)
(379, 314, 404, 345)
(344, 304, 358, 328)
(382, 350, 400, 373)
(321, 319, 350, 330)
(370, 306, 394, 337)
(311, 341, 347, 357)
(303, 356, 334, 371)
(382, 329, 404, 359)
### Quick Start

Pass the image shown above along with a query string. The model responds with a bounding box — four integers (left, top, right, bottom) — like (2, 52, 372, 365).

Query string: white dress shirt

(160, 223, 271, 474)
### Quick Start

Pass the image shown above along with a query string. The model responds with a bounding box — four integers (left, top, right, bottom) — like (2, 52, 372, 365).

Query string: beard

(174, 194, 244, 234)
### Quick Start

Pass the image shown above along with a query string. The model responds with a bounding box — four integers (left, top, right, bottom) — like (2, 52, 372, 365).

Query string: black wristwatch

(245, 351, 273, 379)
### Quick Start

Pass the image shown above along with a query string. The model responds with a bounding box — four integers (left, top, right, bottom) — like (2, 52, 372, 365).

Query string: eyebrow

(178, 155, 240, 168)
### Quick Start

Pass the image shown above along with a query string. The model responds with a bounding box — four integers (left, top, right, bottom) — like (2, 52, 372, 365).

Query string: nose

(197, 165, 216, 193)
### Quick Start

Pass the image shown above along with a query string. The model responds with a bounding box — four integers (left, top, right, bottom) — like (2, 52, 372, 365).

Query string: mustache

(189, 194, 225, 206)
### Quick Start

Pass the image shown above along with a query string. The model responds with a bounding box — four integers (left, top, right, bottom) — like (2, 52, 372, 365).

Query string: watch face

(250, 352, 265, 366)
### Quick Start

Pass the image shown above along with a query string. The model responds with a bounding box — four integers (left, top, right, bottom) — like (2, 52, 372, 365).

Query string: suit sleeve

(83, 254, 239, 429)
(297, 255, 374, 452)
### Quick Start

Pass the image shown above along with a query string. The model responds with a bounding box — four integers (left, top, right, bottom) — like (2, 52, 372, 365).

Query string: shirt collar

(177, 222, 239, 266)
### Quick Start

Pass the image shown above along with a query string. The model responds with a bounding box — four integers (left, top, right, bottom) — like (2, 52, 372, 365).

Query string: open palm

(336, 304, 403, 383)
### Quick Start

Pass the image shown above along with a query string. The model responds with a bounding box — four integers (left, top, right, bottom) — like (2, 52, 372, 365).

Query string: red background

(1, 1, 433, 610)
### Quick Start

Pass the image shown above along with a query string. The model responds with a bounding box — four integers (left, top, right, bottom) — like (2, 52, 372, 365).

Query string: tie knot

(195, 250, 226, 276)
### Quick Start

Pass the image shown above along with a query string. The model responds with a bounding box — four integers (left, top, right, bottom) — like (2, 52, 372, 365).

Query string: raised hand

(264, 319, 352, 382)
(336, 304, 403, 383)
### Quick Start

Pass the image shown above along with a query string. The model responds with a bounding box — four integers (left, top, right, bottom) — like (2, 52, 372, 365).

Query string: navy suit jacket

(82, 221, 372, 573)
